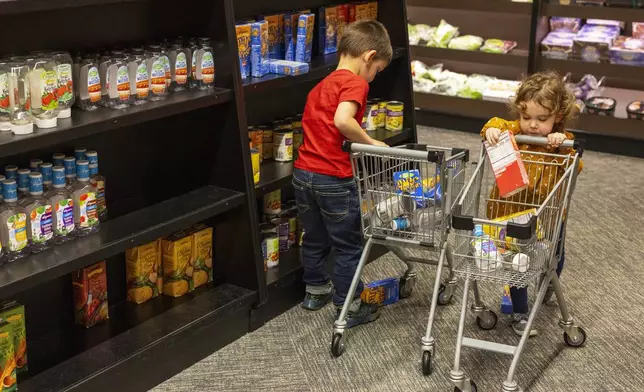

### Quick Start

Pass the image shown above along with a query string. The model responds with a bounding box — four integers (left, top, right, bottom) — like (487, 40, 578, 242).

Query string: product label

(150, 60, 166, 93)
(175, 53, 188, 84)
(6, 213, 27, 252)
(56, 64, 74, 105)
(94, 180, 106, 214)
(56, 199, 75, 235)
(200, 51, 215, 84)
(0, 74, 9, 113)
(161, 55, 171, 87)
(88, 66, 101, 103)
(116, 65, 130, 101)
(30, 205, 53, 243)
(40, 70, 59, 110)
(135, 63, 149, 98)
(79, 192, 98, 228)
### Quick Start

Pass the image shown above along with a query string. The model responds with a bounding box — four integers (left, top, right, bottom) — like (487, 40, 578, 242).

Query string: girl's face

(519, 100, 560, 136)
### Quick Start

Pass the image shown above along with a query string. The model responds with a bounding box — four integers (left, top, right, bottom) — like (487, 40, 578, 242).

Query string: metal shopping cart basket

(449, 135, 586, 392)
(331, 141, 469, 372)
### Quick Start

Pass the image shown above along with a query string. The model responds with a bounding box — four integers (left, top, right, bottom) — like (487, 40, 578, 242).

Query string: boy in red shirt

(293, 20, 392, 327)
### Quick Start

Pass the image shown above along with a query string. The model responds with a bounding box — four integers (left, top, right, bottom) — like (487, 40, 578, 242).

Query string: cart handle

(342, 141, 443, 162)
(514, 135, 585, 154)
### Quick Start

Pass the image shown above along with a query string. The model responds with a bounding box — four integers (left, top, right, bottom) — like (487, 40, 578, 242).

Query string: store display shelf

(20, 283, 257, 392)
(0, 0, 143, 15)
(267, 247, 302, 286)
(539, 58, 644, 86)
(0, 88, 233, 159)
(243, 47, 406, 94)
(541, 3, 644, 22)
(406, 0, 532, 14)
(0, 186, 244, 299)
(414, 92, 509, 119)
(254, 127, 414, 197)
(411, 45, 529, 68)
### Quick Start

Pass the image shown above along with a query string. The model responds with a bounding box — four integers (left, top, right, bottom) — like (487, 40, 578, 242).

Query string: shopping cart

(449, 135, 586, 392)
(331, 141, 469, 374)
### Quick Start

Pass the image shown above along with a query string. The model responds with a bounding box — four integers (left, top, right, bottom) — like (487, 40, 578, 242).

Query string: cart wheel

(331, 333, 345, 357)
(564, 326, 587, 347)
(454, 380, 478, 392)
(399, 275, 416, 299)
(476, 310, 498, 330)
(421, 350, 433, 375)
(437, 284, 453, 306)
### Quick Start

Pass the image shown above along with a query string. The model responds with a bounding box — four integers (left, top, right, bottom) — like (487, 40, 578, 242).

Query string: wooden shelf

(414, 92, 509, 118)
(0, 0, 145, 15)
(406, 0, 532, 13)
(541, 3, 644, 22)
(411, 45, 529, 68)
(266, 248, 301, 287)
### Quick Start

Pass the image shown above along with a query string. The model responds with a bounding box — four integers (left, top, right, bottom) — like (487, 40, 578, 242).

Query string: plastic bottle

(471, 224, 502, 272)
(52, 51, 75, 119)
(22, 172, 53, 253)
(146, 45, 169, 101)
(4, 165, 17, 181)
(0, 175, 4, 203)
(106, 51, 131, 109)
(0, 63, 11, 131)
(98, 51, 111, 106)
(169, 39, 189, 92)
(63, 156, 76, 190)
(77, 54, 102, 111)
(188, 38, 199, 89)
(86, 151, 107, 221)
(128, 47, 149, 105)
(28, 57, 59, 128)
(160, 44, 172, 89)
(46, 165, 76, 244)
(29, 159, 42, 172)
(195, 38, 215, 90)
(40, 162, 53, 190)
(0, 179, 30, 262)
(52, 153, 65, 167)
(17, 169, 30, 196)
(70, 160, 99, 235)
(74, 147, 86, 161)
(7, 62, 34, 135)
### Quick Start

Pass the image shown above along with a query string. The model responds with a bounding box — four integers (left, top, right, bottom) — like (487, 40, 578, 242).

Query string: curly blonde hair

(510, 71, 578, 132)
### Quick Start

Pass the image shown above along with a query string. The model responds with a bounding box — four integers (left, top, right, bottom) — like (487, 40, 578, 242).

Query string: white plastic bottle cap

(512, 253, 530, 273)
(11, 123, 34, 135)
(0, 121, 11, 131)
(35, 117, 58, 128)
(57, 108, 72, 118)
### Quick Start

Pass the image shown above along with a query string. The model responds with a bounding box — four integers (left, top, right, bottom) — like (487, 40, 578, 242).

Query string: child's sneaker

(511, 312, 538, 337)
(302, 282, 334, 310)
(336, 300, 380, 328)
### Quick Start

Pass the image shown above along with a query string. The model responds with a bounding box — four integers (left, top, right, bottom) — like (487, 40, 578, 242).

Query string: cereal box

(368, 1, 378, 20)
(336, 4, 350, 42)
(162, 231, 194, 297)
(349, 3, 356, 22)
(262, 14, 285, 59)
(268, 59, 310, 75)
(295, 13, 315, 63)
(126, 239, 162, 304)
(484, 131, 529, 198)
(251, 21, 269, 77)
(360, 277, 399, 306)
(355, 2, 371, 21)
(72, 261, 109, 328)
(319, 6, 338, 55)
(236, 23, 252, 79)
(0, 322, 16, 392)
(284, 10, 311, 61)
(184, 224, 214, 289)
(0, 303, 26, 379)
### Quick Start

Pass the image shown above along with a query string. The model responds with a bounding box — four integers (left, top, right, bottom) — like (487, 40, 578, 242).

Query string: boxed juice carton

(360, 277, 399, 306)
(484, 131, 529, 198)
(251, 20, 269, 77)
(336, 4, 349, 42)
(126, 239, 162, 304)
(0, 322, 16, 392)
(184, 224, 214, 289)
(0, 302, 26, 378)
(295, 13, 315, 63)
(262, 14, 285, 59)
(236, 23, 252, 79)
(162, 231, 194, 297)
(72, 261, 109, 328)
(319, 6, 338, 55)
(268, 59, 310, 75)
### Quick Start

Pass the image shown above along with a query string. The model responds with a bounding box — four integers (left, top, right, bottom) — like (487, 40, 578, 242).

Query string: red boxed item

(484, 131, 529, 198)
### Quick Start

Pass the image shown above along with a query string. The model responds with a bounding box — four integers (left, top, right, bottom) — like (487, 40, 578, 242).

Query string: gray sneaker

(336, 300, 380, 328)
(511, 313, 538, 337)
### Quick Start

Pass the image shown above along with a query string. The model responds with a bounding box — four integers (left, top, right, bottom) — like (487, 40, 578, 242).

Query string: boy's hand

(485, 127, 502, 145)
(371, 139, 388, 147)
(547, 132, 567, 148)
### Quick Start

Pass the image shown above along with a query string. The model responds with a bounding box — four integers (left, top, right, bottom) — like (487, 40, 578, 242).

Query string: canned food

(263, 189, 281, 214)
(280, 211, 297, 246)
(273, 119, 292, 131)
(261, 125, 273, 160)
(377, 100, 387, 128)
(293, 128, 303, 157)
(293, 114, 303, 131)
(365, 100, 379, 131)
(262, 233, 280, 268)
(264, 213, 279, 223)
(271, 218, 290, 252)
(249, 126, 263, 162)
(273, 130, 294, 161)
(250, 148, 260, 184)
(259, 222, 276, 235)
(386, 101, 404, 131)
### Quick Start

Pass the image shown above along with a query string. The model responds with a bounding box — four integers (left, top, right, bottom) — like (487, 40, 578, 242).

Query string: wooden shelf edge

(406, 0, 532, 14)
(542, 3, 644, 22)
(411, 45, 529, 68)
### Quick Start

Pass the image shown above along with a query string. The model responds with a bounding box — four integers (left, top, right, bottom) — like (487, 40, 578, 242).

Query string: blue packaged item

(361, 277, 400, 306)
(261, 14, 284, 60)
(295, 13, 315, 63)
(318, 6, 338, 55)
(251, 21, 269, 77)
(394, 170, 423, 198)
(501, 285, 513, 314)
(268, 59, 309, 75)
(284, 13, 296, 61)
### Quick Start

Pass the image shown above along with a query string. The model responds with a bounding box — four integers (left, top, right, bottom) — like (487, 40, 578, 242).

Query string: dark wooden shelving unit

(411, 45, 529, 68)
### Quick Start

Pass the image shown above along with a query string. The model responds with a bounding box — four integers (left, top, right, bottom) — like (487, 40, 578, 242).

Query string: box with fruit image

(0, 302, 27, 379)
(0, 321, 16, 392)
(162, 231, 195, 297)
(72, 261, 109, 328)
(184, 224, 213, 289)
(126, 240, 163, 304)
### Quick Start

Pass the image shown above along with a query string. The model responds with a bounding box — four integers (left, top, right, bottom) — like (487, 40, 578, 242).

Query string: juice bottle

(195, 38, 215, 90)
(0, 63, 11, 131)
(188, 38, 199, 89)
(71, 160, 99, 236)
(52, 51, 75, 119)
(128, 47, 149, 105)
(29, 159, 42, 173)
(169, 39, 189, 92)
(17, 169, 30, 196)
(52, 153, 65, 167)
(105, 51, 131, 109)
(0, 180, 30, 262)
(28, 57, 59, 128)
(39, 162, 53, 190)
(46, 166, 76, 244)
(21, 172, 53, 253)
(86, 151, 107, 222)
(4, 166, 17, 181)
(77, 55, 102, 111)
(146, 45, 169, 101)
(63, 156, 76, 190)
(7, 62, 34, 135)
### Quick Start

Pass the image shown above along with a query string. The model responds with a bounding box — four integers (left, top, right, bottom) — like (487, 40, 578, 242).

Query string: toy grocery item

(251, 21, 269, 78)
(185, 224, 213, 288)
(361, 277, 400, 306)
(195, 38, 215, 89)
(28, 57, 59, 128)
(46, 166, 76, 244)
(268, 59, 309, 75)
(22, 172, 53, 253)
(162, 231, 194, 297)
(585, 96, 616, 116)
(70, 160, 100, 236)
(168, 39, 190, 92)
(52, 52, 75, 119)
(471, 224, 502, 272)
(7, 63, 34, 135)
(236, 24, 252, 79)
(72, 260, 109, 328)
(126, 240, 162, 304)
(609, 36, 644, 66)
(385, 101, 404, 131)
(295, 13, 315, 63)
(448, 35, 483, 51)
(627, 100, 644, 120)
(480, 39, 517, 54)
(0, 320, 17, 391)
(319, 5, 338, 55)
(262, 14, 284, 59)
(0, 302, 27, 378)
(0, 180, 30, 262)
(77, 55, 102, 111)
(484, 131, 529, 198)
(426, 19, 458, 48)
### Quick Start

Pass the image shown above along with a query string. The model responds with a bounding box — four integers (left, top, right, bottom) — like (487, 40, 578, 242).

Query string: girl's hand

(547, 132, 567, 148)
(485, 127, 502, 145)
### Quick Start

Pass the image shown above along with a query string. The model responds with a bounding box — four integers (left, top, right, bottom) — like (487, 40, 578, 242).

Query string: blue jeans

(511, 226, 566, 314)
(292, 168, 364, 307)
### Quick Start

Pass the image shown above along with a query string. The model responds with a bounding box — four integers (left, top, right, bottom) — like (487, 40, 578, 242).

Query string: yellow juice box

(162, 232, 194, 297)
(185, 224, 214, 289)
(126, 239, 162, 304)
(0, 302, 26, 379)
(483, 208, 538, 250)
(0, 322, 16, 392)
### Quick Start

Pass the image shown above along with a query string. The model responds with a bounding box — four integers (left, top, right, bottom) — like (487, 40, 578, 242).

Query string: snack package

(541, 31, 575, 60)
(72, 261, 109, 328)
(336, 4, 349, 42)
(573, 33, 614, 63)
(483, 79, 521, 103)
(162, 231, 194, 297)
(0, 321, 16, 392)
(295, 13, 315, 63)
(411, 60, 443, 81)
(394, 169, 423, 199)
(261, 14, 284, 59)
(447, 35, 483, 51)
(185, 224, 214, 289)
(360, 277, 399, 306)
(586, 18, 624, 29)
(549, 17, 582, 33)
(633, 22, 644, 39)
(355, 2, 370, 21)
(251, 21, 269, 77)
(480, 39, 517, 54)
(235, 23, 252, 79)
(483, 208, 538, 250)
(268, 59, 310, 75)
(284, 11, 309, 61)
(484, 131, 529, 198)
(610, 36, 644, 66)
(457, 74, 496, 100)
(126, 239, 162, 304)
(319, 6, 338, 55)
(0, 302, 27, 378)
(427, 19, 459, 48)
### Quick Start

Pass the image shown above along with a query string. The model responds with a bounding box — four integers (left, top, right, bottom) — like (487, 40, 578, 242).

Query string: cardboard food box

(184, 224, 214, 289)
(319, 6, 338, 55)
(72, 261, 109, 328)
(295, 13, 315, 63)
(284, 11, 310, 61)
(251, 21, 269, 77)
(484, 131, 529, 198)
(0, 302, 26, 379)
(162, 231, 194, 297)
(368, 1, 378, 20)
(235, 23, 252, 79)
(0, 322, 16, 392)
(268, 59, 310, 75)
(262, 14, 285, 59)
(360, 277, 399, 306)
(126, 239, 162, 304)
(336, 4, 350, 42)
(354, 2, 371, 21)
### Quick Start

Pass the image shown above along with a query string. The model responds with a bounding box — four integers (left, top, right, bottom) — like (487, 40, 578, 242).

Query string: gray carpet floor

(151, 126, 644, 392)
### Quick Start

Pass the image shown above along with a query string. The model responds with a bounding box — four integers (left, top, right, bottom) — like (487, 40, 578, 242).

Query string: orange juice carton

(484, 131, 529, 198)
(319, 6, 338, 55)
(184, 224, 214, 289)
(126, 239, 162, 304)
(162, 231, 194, 297)
(236, 23, 252, 79)
(72, 261, 109, 328)
(261, 14, 285, 59)
(0, 302, 26, 379)
(0, 321, 16, 391)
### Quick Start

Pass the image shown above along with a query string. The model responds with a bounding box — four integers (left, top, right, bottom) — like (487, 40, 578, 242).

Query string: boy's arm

(480, 117, 521, 139)
(335, 101, 387, 146)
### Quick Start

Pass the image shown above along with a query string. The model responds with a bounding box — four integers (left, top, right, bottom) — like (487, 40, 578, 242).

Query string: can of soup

(250, 148, 260, 184)
(273, 130, 294, 161)
(386, 101, 404, 131)
(262, 233, 280, 268)
(249, 126, 263, 162)
(365, 100, 379, 131)
(259, 222, 276, 235)
(263, 189, 281, 214)
(280, 211, 298, 246)
(271, 218, 291, 252)
(261, 125, 273, 160)
(377, 100, 387, 128)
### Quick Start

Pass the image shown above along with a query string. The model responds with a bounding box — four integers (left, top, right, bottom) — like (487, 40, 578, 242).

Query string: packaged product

(482, 208, 538, 251)
(411, 60, 443, 81)
(427, 19, 459, 48)
(480, 39, 517, 54)
(284, 11, 309, 61)
(0, 302, 27, 378)
(295, 13, 315, 63)
(251, 21, 269, 78)
(336, 4, 349, 42)
(609, 36, 644, 66)
(393, 169, 423, 199)
(184, 224, 214, 288)
(268, 59, 309, 75)
(368, 1, 378, 20)
(549, 17, 582, 33)
(360, 277, 399, 306)
(484, 131, 529, 198)
(235, 23, 252, 79)
(541, 31, 575, 60)
(0, 321, 16, 392)
(447, 35, 483, 51)
(457, 74, 496, 100)
(482, 79, 521, 103)
(627, 100, 644, 120)
(633, 22, 644, 39)
(72, 261, 109, 328)
(412, 77, 435, 93)
(262, 14, 285, 59)
(162, 231, 194, 297)
(430, 77, 465, 96)
(126, 239, 162, 304)
(585, 96, 616, 116)
(586, 18, 624, 29)
(354, 2, 370, 21)
(318, 6, 338, 55)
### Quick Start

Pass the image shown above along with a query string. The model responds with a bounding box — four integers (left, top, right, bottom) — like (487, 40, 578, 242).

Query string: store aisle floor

(151, 126, 644, 392)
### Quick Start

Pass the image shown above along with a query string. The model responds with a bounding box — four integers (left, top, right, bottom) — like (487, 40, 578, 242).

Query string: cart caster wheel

(399, 275, 416, 299)
(437, 284, 453, 306)
(331, 333, 345, 357)
(564, 326, 587, 347)
(421, 350, 433, 375)
(476, 310, 498, 330)
(454, 380, 478, 392)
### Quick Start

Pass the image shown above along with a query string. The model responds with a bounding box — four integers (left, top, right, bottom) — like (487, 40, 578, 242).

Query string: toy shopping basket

(331, 141, 469, 368)
(449, 135, 586, 392)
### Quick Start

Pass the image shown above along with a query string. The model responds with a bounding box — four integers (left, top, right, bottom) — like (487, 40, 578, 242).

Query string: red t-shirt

(294, 69, 369, 178)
